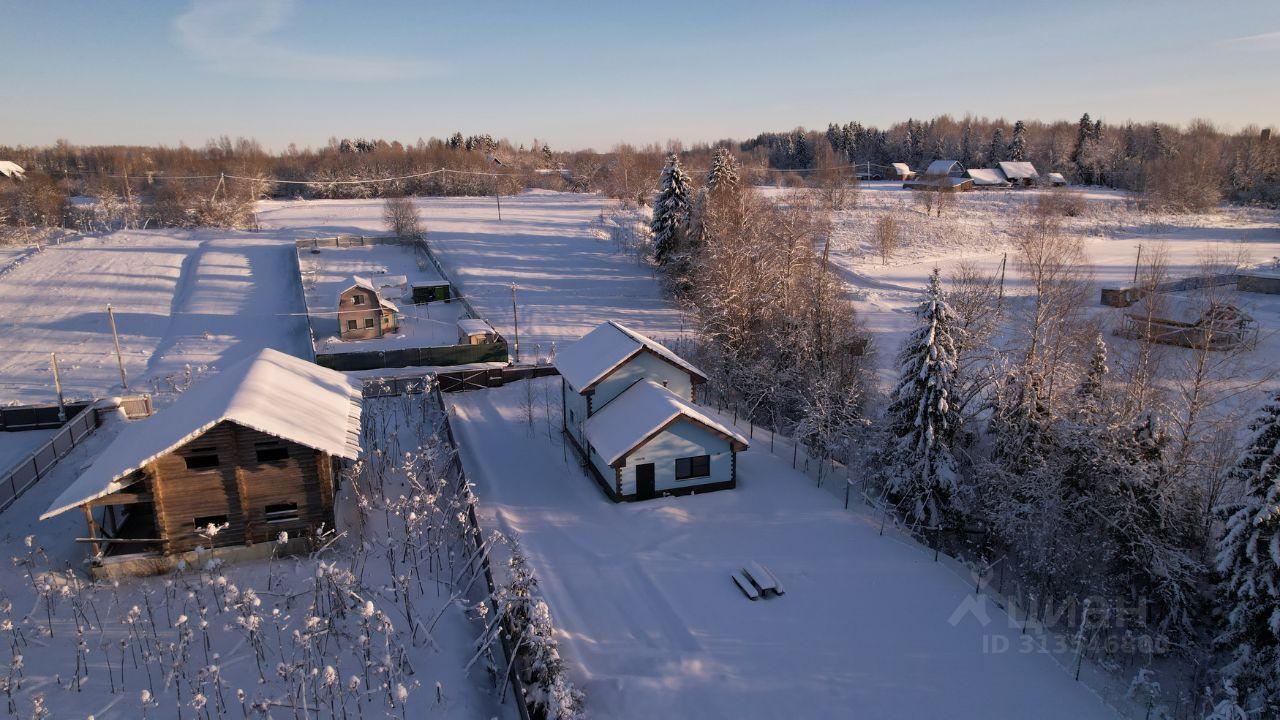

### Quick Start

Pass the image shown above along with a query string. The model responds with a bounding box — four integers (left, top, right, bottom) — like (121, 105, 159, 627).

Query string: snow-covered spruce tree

(706, 148, 740, 201)
(884, 268, 962, 528)
(650, 154, 694, 266)
(987, 126, 1006, 165)
(522, 600, 584, 720)
(1075, 332, 1108, 417)
(1008, 120, 1028, 162)
(1214, 391, 1280, 713)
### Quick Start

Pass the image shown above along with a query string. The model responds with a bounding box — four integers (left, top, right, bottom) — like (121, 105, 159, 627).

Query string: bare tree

(383, 196, 423, 239)
(872, 215, 900, 265)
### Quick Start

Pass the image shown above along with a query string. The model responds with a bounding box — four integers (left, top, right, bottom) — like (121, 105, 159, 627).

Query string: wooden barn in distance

(40, 349, 363, 577)
(904, 160, 974, 192)
(338, 275, 400, 340)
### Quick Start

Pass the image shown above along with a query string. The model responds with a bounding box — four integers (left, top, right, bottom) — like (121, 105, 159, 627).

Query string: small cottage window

(352, 294, 366, 305)
(346, 320, 358, 330)
(364, 318, 376, 328)
(184, 448, 220, 470)
(675, 455, 711, 480)
(255, 442, 289, 463)
(193, 514, 229, 532)
(264, 502, 300, 523)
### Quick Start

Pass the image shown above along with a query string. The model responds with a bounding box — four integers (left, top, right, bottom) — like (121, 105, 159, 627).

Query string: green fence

(314, 339, 509, 372)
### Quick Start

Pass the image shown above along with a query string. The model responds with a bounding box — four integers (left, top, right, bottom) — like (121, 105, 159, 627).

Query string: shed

(967, 168, 1010, 187)
(1047, 172, 1068, 187)
(1239, 266, 1280, 295)
(457, 318, 498, 345)
(338, 275, 400, 340)
(40, 349, 362, 575)
(411, 280, 452, 304)
(885, 162, 915, 180)
(904, 160, 973, 192)
(1121, 295, 1256, 350)
(997, 161, 1040, 186)
(554, 321, 738, 501)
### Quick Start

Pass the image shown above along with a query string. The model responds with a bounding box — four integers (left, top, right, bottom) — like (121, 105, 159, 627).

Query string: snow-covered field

(447, 377, 1118, 719)
(789, 182, 1280, 387)
(0, 230, 311, 407)
(259, 192, 691, 353)
(299, 243, 466, 352)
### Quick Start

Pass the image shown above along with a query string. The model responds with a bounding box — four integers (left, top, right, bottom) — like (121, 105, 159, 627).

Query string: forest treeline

(1, 114, 1276, 233)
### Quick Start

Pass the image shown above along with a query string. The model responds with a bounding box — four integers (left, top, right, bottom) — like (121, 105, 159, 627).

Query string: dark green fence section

(314, 339, 509, 372)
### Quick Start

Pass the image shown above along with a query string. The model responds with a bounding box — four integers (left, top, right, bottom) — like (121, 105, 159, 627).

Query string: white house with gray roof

(554, 321, 747, 500)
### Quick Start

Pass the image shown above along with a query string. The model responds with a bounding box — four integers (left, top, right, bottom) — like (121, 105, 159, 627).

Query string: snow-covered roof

(997, 161, 1039, 181)
(890, 162, 912, 174)
(41, 349, 363, 520)
(345, 276, 399, 313)
(457, 318, 495, 336)
(923, 160, 962, 177)
(585, 380, 747, 466)
(1047, 172, 1067, 184)
(0, 161, 25, 180)
(412, 279, 451, 288)
(967, 168, 1009, 186)
(554, 321, 707, 393)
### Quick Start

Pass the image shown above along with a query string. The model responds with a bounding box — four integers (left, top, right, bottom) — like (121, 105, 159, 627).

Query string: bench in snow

(744, 562, 785, 596)
(731, 572, 759, 600)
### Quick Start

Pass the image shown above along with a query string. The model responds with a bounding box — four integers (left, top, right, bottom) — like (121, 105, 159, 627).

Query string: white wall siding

(618, 418, 734, 496)
(563, 379, 590, 448)
(593, 351, 692, 409)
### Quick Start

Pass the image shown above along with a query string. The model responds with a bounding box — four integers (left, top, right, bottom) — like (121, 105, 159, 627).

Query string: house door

(636, 463, 655, 499)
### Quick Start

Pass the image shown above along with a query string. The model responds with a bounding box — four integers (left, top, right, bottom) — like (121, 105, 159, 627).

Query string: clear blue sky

(3, 0, 1278, 151)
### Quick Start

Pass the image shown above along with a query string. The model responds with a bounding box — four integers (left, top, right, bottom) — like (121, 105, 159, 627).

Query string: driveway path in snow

(448, 379, 1119, 720)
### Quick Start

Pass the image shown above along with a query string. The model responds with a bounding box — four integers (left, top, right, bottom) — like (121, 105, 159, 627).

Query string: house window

(183, 448, 220, 470)
(346, 320, 358, 330)
(675, 454, 711, 480)
(193, 514, 229, 532)
(364, 318, 376, 328)
(264, 502, 300, 524)
(255, 442, 289, 463)
(352, 294, 366, 305)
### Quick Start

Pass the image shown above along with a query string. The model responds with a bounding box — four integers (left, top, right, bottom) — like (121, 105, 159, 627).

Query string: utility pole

(495, 192, 503, 221)
(1133, 244, 1143, 284)
(50, 353, 66, 422)
(997, 252, 1007, 305)
(107, 305, 128, 390)
(510, 283, 520, 364)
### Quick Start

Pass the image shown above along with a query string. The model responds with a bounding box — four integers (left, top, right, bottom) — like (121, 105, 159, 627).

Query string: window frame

(183, 448, 220, 470)
(674, 454, 711, 481)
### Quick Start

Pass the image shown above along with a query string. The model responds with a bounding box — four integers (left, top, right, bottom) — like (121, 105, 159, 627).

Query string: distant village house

(904, 160, 974, 192)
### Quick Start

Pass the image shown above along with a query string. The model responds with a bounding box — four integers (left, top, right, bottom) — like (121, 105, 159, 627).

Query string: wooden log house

(41, 349, 362, 575)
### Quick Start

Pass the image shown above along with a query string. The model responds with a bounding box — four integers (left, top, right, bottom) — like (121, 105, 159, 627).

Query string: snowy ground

(298, 243, 466, 352)
(773, 182, 1280, 390)
(259, 191, 691, 354)
(0, 429, 56, 476)
(447, 377, 1119, 719)
(0, 230, 311, 407)
(0, 394, 514, 720)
